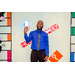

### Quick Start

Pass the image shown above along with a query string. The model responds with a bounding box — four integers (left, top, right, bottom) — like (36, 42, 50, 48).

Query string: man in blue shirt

(24, 20, 49, 62)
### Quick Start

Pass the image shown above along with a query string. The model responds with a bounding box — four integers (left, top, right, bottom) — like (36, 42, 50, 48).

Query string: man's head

(37, 20, 43, 30)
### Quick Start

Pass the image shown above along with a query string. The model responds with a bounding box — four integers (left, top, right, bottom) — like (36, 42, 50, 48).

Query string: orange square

(7, 12, 11, 17)
(49, 50, 63, 62)
(7, 34, 11, 41)
(7, 18, 11, 26)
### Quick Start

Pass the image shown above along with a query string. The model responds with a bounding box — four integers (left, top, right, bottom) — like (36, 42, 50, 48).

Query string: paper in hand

(24, 21, 30, 31)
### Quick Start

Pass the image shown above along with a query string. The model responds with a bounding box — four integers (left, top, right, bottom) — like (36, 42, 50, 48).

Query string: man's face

(37, 20, 43, 30)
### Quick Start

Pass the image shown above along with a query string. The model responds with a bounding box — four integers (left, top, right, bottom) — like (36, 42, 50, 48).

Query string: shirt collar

(36, 29, 42, 33)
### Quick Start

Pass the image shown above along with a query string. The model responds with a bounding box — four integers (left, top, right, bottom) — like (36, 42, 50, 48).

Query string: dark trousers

(30, 49, 46, 62)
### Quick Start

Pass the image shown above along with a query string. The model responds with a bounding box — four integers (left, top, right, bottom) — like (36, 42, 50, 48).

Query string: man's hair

(37, 20, 43, 25)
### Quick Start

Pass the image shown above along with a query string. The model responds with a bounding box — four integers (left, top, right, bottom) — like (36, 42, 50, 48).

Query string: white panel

(72, 18, 75, 26)
(71, 36, 75, 43)
(2, 42, 11, 50)
(0, 34, 7, 40)
(4, 12, 7, 17)
(71, 45, 75, 52)
(0, 19, 7, 25)
(71, 24, 75, 27)
(0, 27, 11, 33)
(0, 51, 7, 59)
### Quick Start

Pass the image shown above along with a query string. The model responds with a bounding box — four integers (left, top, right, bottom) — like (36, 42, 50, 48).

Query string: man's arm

(45, 34, 49, 56)
(44, 34, 49, 62)
(24, 27, 33, 43)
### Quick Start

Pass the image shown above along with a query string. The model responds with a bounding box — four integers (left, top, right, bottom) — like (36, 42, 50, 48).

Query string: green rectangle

(71, 27, 75, 35)
(72, 12, 75, 18)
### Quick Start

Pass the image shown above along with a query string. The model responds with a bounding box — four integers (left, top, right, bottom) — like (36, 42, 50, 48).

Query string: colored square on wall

(72, 12, 75, 18)
(7, 34, 11, 41)
(7, 12, 11, 17)
(7, 51, 11, 62)
(18, 17, 32, 32)
(71, 53, 74, 62)
(7, 18, 11, 26)
(71, 53, 75, 62)
(49, 50, 63, 62)
(71, 27, 75, 35)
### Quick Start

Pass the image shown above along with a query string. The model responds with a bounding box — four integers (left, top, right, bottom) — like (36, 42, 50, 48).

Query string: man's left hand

(44, 56, 49, 62)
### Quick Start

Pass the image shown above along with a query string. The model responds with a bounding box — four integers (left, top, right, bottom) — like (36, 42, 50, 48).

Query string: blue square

(71, 53, 74, 62)
(18, 17, 32, 32)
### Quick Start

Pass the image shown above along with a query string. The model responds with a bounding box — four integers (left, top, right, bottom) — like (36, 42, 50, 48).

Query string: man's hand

(44, 56, 49, 62)
(24, 26, 28, 34)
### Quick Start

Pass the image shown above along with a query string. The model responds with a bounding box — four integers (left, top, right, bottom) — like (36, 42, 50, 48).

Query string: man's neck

(37, 29, 42, 33)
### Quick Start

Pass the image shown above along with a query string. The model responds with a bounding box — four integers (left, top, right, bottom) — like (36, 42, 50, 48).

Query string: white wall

(12, 12, 71, 62)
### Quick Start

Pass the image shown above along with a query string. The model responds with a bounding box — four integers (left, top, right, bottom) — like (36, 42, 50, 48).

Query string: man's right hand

(24, 26, 28, 34)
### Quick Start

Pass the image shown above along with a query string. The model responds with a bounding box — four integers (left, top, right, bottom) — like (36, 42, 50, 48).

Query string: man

(24, 20, 49, 62)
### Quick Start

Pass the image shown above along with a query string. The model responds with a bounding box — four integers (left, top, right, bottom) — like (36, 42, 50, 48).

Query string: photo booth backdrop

(12, 12, 70, 62)
(0, 12, 71, 62)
